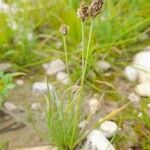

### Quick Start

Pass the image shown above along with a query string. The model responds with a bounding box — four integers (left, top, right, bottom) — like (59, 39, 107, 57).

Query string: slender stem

(81, 22, 85, 74)
(63, 35, 70, 78)
(70, 20, 94, 148)
(81, 19, 94, 87)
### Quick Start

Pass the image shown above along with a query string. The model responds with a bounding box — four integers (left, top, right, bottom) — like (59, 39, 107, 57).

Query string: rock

(0, 1, 9, 13)
(128, 93, 140, 103)
(88, 98, 99, 114)
(147, 103, 150, 108)
(96, 61, 111, 72)
(99, 121, 118, 138)
(16, 79, 24, 86)
(133, 51, 150, 72)
(79, 120, 88, 129)
(43, 59, 65, 76)
(4, 102, 17, 111)
(0, 63, 12, 72)
(138, 71, 150, 83)
(56, 72, 69, 85)
(124, 66, 138, 82)
(32, 82, 53, 93)
(132, 50, 150, 83)
(83, 130, 115, 150)
(135, 83, 150, 97)
(31, 102, 41, 111)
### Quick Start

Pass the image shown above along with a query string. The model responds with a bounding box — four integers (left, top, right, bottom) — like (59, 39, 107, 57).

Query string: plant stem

(81, 19, 94, 87)
(63, 35, 70, 78)
(70, 20, 94, 149)
(82, 22, 85, 74)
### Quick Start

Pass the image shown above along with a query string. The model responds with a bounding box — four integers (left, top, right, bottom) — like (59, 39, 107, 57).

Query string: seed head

(59, 24, 69, 36)
(88, 0, 104, 18)
(77, 2, 89, 22)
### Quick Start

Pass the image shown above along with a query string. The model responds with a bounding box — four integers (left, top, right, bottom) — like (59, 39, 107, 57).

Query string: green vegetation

(0, 140, 8, 150)
(0, 72, 15, 107)
(0, 0, 149, 72)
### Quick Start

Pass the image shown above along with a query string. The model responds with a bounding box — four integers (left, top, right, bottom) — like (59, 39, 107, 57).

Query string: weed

(0, 140, 8, 150)
(0, 72, 15, 108)
(44, 1, 131, 149)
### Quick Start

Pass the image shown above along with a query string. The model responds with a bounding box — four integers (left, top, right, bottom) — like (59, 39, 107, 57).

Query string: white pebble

(135, 83, 150, 97)
(4, 102, 17, 111)
(83, 130, 115, 150)
(43, 59, 65, 76)
(147, 103, 150, 108)
(32, 82, 53, 93)
(56, 72, 69, 85)
(138, 71, 150, 83)
(128, 93, 140, 103)
(31, 102, 41, 111)
(88, 98, 99, 114)
(0, 1, 9, 13)
(96, 61, 111, 72)
(133, 51, 150, 72)
(16, 79, 24, 86)
(99, 121, 118, 138)
(124, 66, 138, 82)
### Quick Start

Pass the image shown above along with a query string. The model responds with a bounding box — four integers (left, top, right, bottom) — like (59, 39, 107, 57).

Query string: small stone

(43, 59, 65, 76)
(56, 72, 69, 85)
(128, 93, 140, 103)
(147, 103, 150, 108)
(124, 66, 138, 82)
(32, 82, 53, 93)
(31, 102, 41, 111)
(99, 121, 118, 138)
(79, 120, 88, 129)
(0, 1, 9, 13)
(88, 98, 99, 114)
(135, 83, 150, 97)
(133, 51, 150, 72)
(96, 61, 111, 72)
(83, 130, 115, 150)
(0, 63, 12, 72)
(138, 71, 150, 83)
(16, 79, 24, 86)
(4, 102, 17, 111)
